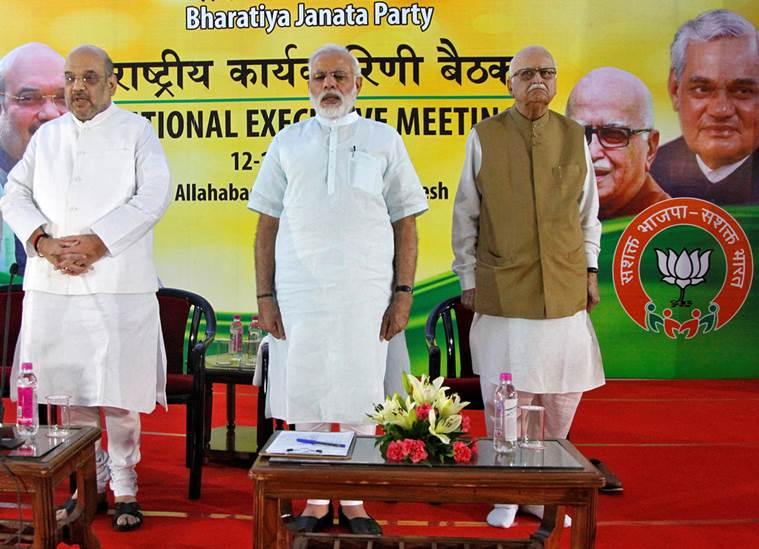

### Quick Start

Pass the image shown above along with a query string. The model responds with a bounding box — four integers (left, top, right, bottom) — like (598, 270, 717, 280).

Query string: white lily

(367, 397, 395, 424)
(427, 408, 462, 444)
(385, 406, 417, 430)
(375, 394, 416, 429)
(435, 392, 469, 418)
(406, 373, 447, 404)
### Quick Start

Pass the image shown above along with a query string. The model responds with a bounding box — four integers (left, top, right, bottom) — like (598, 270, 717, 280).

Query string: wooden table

(250, 436, 604, 549)
(0, 426, 101, 548)
(205, 352, 259, 463)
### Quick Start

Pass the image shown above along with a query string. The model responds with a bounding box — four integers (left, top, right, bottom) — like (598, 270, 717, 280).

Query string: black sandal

(285, 502, 334, 533)
(112, 501, 144, 532)
(96, 492, 108, 514)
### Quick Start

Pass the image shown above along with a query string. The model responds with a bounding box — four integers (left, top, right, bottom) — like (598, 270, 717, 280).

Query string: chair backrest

(157, 288, 216, 376)
(424, 295, 483, 409)
(0, 284, 24, 369)
(425, 296, 474, 379)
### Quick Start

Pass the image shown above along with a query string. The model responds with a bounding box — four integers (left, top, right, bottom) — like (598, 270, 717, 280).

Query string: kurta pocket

(350, 151, 383, 195)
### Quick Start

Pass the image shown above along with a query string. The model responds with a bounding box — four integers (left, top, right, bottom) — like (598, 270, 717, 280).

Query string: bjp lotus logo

(613, 198, 752, 340)
(655, 248, 712, 307)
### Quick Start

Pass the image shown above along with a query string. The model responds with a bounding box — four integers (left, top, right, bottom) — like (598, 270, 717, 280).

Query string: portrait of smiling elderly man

(0, 42, 67, 275)
(651, 9, 759, 205)
(567, 67, 670, 220)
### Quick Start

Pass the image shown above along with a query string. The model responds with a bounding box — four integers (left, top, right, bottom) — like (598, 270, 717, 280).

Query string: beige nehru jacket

(473, 108, 587, 319)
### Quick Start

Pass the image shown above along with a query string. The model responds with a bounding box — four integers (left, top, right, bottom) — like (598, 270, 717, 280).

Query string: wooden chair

(0, 284, 24, 399)
(158, 287, 216, 499)
(424, 295, 483, 409)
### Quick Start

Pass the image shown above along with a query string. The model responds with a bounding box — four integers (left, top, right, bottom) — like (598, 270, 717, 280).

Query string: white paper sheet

(260, 430, 356, 458)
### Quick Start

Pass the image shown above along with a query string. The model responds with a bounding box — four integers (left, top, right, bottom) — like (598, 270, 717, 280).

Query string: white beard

(310, 89, 357, 119)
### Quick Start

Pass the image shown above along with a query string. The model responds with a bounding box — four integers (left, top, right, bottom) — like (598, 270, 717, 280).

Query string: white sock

(521, 505, 572, 527)
(486, 504, 518, 528)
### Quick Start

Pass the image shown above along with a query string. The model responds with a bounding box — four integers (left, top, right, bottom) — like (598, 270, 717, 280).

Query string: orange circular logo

(613, 198, 753, 339)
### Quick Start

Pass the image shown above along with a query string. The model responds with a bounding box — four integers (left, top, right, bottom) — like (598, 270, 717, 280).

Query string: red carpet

(1, 379, 758, 548)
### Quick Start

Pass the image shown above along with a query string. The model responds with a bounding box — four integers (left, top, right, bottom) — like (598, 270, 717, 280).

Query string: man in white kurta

(452, 46, 604, 529)
(249, 44, 427, 534)
(0, 45, 170, 531)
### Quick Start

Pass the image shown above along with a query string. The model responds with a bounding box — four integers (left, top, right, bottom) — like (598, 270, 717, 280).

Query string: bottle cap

(233, 314, 241, 320)
(21, 361, 33, 371)
(499, 372, 512, 381)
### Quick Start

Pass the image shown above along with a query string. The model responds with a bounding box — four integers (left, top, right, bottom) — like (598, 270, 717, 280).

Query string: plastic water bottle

(248, 315, 263, 356)
(16, 361, 39, 437)
(493, 372, 517, 453)
(229, 314, 244, 360)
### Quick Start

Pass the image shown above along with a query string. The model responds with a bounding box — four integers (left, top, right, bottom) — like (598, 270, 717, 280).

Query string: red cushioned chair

(0, 284, 24, 400)
(158, 287, 216, 500)
(424, 295, 483, 409)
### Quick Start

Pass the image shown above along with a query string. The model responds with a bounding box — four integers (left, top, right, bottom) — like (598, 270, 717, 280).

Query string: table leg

(253, 482, 290, 549)
(204, 382, 214, 452)
(570, 493, 596, 549)
(68, 446, 101, 549)
(31, 477, 56, 548)
(226, 383, 236, 432)
(226, 383, 237, 451)
(532, 504, 564, 549)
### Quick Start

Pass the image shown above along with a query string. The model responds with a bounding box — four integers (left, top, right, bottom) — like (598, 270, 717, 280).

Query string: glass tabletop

(268, 435, 584, 470)
(206, 352, 256, 371)
(0, 426, 80, 459)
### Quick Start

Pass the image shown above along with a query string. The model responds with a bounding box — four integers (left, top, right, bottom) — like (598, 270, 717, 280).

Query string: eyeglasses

(310, 71, 353, 84)
(511, 67, 557, 81)
(64, 73, 103, 86)
(0, 91, 66, 110)
(584, 126, 652, 149)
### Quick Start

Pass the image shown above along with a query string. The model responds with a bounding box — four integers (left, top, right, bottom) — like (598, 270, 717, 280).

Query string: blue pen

(296, 438, 346, 448)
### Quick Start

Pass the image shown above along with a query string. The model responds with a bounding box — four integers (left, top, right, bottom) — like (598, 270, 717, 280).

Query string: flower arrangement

(368, 373, 478, 464)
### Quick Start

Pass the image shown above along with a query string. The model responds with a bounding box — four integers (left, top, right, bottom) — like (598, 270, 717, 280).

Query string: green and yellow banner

(2, 1, 757, 378)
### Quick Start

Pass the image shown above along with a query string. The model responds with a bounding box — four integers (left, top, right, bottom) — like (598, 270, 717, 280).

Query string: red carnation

(386, 440, 406, 462)
(408, 439, 428, 463)
(415, 403, 432, 421)
(453, 441, 473, 463)
(400, 439, 414, 455)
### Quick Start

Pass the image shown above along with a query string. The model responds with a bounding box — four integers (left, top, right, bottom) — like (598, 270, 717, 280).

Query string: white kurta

(452, 129, 605, 394)
(248, 111, 427, 424)
(0, 104, 172, 412)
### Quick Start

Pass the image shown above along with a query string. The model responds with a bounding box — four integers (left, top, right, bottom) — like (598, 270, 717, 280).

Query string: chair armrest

(425, 305, 443, 378)
(187, 324, 216, 378)
(190, 306, 216, 373)
(428, 345, 441, 378)
(188, 341, 207, 382)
